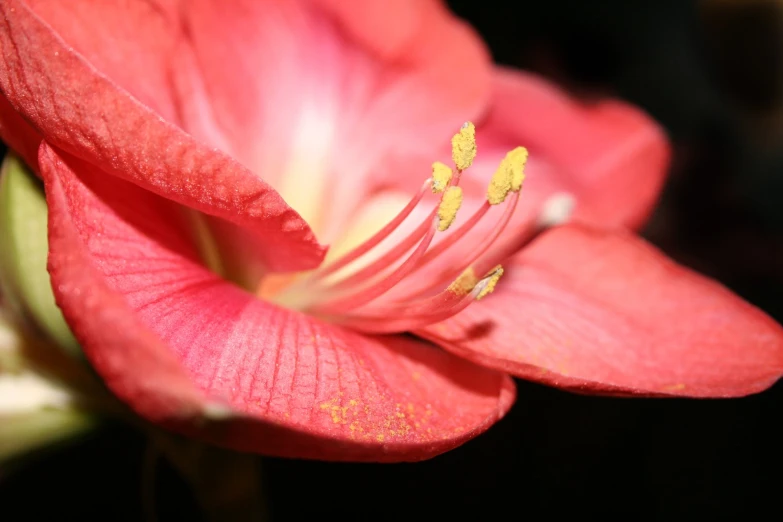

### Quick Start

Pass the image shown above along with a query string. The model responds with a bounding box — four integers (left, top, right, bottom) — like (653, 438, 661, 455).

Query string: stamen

(464, 193, 576, 279)
(309, 217, 440, 314)
(431, 162, 453, 193)
(487, 169, 512, 206)
(537, 192, 575, 229)
(447, 267, 479, 296)
(476, 265, 504, 300)
(487, 146, 528, 205)
(436, 186, 463, 232)
(358, 277, 479, 319)
(337, 265, 505, 334)
(268, 122, 526, 329)
(409, 148, 527, 280)
(317, 208, 436, 294)
(308, 179, 433, 280)
(392, 151, 525, 300)
(301, 151, 465, 305)
(395, 191, 519, 300)
(507, 147, 528, 191)
(411, 203, 491, 270)
(451, 122, 477, 171)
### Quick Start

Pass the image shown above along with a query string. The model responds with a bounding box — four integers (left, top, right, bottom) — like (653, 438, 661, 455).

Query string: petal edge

(419, 225, 783, 397)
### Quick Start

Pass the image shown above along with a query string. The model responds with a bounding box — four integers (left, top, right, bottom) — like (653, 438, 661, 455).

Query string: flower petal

(41, 142, 514, 461)
(370, 67, 671, 285)
(417, 224, 783, 397)
(470, 67, 671, 230)
(307, 0, 440, 61)
(170, 0, 491, 238)
(0, 94, 41, 171)
(0, 0, 324, 271)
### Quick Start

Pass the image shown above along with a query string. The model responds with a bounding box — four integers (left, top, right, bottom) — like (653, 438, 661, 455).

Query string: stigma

(270, 123, 528, 334)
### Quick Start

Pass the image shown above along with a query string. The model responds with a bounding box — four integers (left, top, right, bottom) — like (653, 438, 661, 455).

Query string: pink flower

(0, 0, 781, 462)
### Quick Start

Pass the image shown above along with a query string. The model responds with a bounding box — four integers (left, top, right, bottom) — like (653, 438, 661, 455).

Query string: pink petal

(9, 0, 183, 120)
(0, 0, 324, 271)
(475, 67, 671, 231)
(375, 67, 672, 283)
(417, 224, 783, 397)
(308, 0, 441, 61)
(170, 0, 492, 238)
(0, 94, 41, 171)
(41, 142, 514, 461)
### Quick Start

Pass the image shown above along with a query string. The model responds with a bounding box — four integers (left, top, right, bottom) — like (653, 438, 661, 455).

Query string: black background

(2, 1, 782, 520)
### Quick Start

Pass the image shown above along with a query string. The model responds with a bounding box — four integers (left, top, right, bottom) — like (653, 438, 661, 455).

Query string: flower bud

(0, 154, 79, 356)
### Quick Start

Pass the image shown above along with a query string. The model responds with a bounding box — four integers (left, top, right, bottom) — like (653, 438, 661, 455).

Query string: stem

(147, 431, 268, 522)
(191, 449, 267, 522)
(141, 442, 160, 522)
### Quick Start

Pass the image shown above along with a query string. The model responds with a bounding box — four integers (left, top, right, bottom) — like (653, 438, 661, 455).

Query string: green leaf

(149, 430, 268, 522)
(0, 308, 102, 465)
(0, 153, 80, 356)
(0, 407, 95, 463)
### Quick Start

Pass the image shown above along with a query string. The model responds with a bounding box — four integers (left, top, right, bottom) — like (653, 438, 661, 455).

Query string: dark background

(2, 1, 782, 520)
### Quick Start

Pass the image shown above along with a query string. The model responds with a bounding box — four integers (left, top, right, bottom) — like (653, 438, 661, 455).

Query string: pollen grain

(447, 267, 479, 296)
(476, 265, 504, 300)
(431, 162, 453, 193)
(487, 146, 529, 205)
(437, 186, 463, 232)
(451, 121, 477, 171)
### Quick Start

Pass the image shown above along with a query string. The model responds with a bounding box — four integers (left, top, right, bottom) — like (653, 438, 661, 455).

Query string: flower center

(258, 122, 531, 334)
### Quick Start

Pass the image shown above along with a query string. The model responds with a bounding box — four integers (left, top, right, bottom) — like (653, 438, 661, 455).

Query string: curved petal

(0, 0, 324, 271)
(168, 0, 491, 238)
(0, 0, 180, 165)
(308, 0, 441, 61)
(0, 94, 41, 171)
(41, 142, 514, 462)
(475, 67, 671, 231)
(417, 224, 783, 397)
(369, 66, 672, 286)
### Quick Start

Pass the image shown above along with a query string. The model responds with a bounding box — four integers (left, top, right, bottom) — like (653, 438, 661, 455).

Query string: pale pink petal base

(418, 225, 783, 397)
(173, 0, 492, 240)
(41, 142, 514, 461)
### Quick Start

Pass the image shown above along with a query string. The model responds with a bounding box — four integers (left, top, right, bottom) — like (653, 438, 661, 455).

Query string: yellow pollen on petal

(437, 186, 463, 232)
(476, 265, 504, 300)
(451, 122, 477, 171)
(487, 146, 529, 205)
(431, 161, 453, 193)
(447, 267, 479, 296)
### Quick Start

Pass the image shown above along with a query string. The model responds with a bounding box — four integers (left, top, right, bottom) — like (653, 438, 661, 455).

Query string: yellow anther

(431, 162, 453, 193)
(487, 165, 512, 205)
(437, 186, 463, 232)
(506, 146, 528, 191)
(447, 267, 479, 296)
(486, 146, 529, 205)
(451, 122, 476, 171)
(476, 265, 504, 300)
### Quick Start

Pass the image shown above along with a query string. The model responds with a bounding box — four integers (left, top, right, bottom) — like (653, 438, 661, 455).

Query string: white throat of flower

(254, 122, 532, 333)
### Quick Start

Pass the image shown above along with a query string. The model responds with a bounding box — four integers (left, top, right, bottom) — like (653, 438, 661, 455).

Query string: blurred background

(2, 0, 782, 520)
